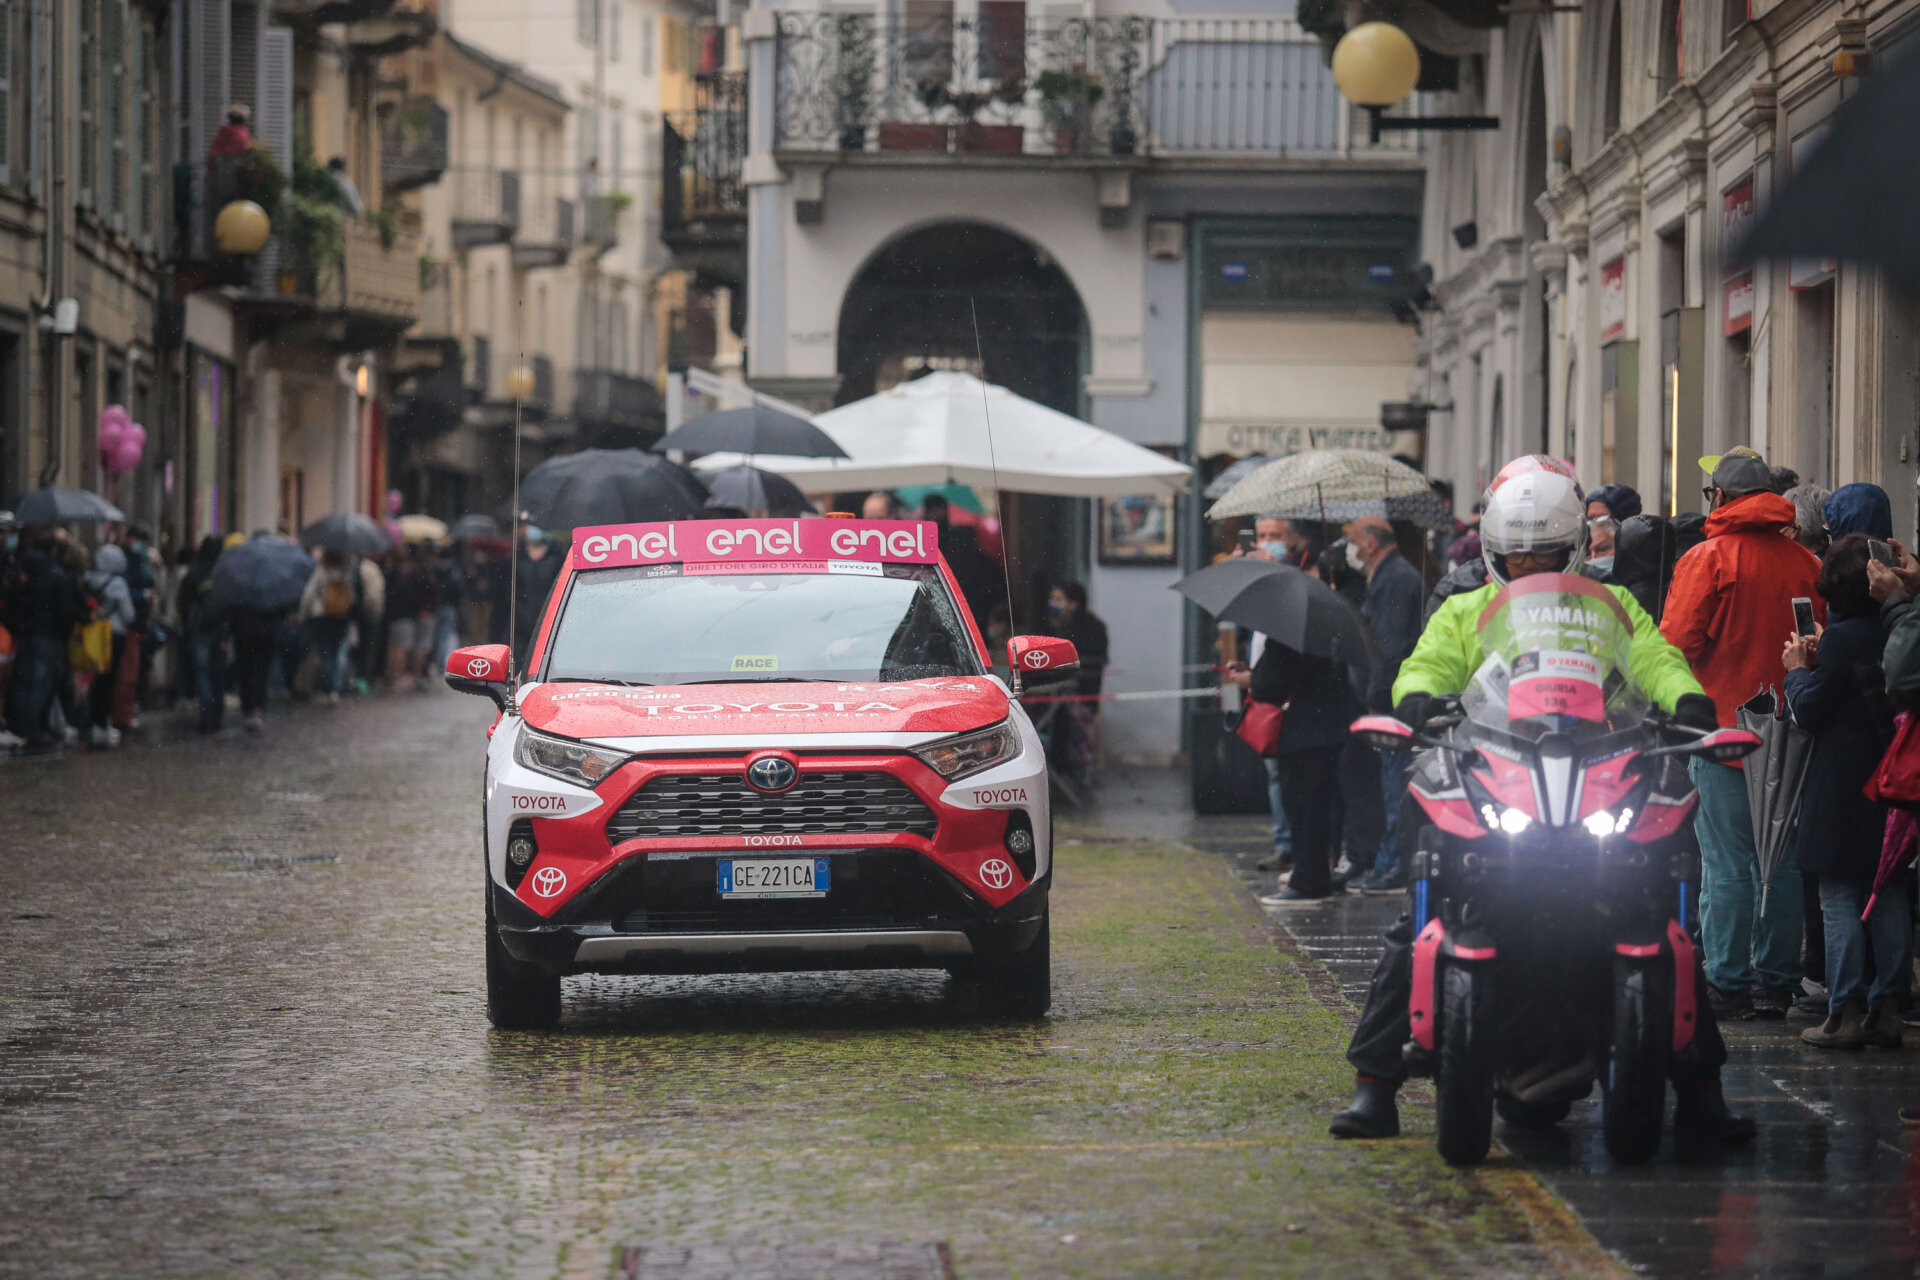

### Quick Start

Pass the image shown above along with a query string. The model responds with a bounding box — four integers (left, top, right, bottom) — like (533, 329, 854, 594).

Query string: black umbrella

(449, 513, 502, 542)
(702, 464, 817, 518)
(210, 538, 315, 613)
(11, 487, 124, 525)
(1739, 52, 1920, 286)
(1172, 557, 1373, 664)
(654, 406, 849, 459)
(300, 512, 390, 556)
(519, 449, 710, 532)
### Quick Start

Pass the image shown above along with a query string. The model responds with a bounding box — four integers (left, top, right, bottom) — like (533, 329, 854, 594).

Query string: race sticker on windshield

(1508, 650, 1606, 721)
(731, 654, 778, 673)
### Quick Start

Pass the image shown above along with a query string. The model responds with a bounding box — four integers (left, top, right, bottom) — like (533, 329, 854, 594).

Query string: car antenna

(506, 343, 526, 713)
(969, 298, 1019, 639)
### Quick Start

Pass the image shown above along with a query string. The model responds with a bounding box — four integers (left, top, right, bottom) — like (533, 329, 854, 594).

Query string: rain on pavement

(6, 692, 1919, 1279)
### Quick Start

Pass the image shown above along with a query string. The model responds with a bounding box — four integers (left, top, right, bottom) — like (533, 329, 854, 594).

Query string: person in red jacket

(1660, 447, 1824, 1020)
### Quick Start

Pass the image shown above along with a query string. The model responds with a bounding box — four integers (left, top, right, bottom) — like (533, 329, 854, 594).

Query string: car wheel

(484, 887, 562, 1031)
(974, 909, 1051, 1019)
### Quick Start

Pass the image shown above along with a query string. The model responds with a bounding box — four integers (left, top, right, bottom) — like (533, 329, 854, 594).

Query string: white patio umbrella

(690, 371, 1190, 498)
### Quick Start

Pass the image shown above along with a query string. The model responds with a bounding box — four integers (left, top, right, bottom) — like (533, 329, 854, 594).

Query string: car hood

(517, 678, 1012, 741)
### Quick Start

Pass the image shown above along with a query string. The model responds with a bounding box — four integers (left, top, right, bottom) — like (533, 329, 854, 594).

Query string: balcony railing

(582, 193, 626, 249)
(574, 369, 662, 434)
(665, 71, 747, 231)
(320, 218, 423, 325)
(416, 259, 454, 338)
(382, 98, 449, 192)
(451, 169, 520, 246)
(772, 13, 1419, 158)
(512, 195, 575, 268)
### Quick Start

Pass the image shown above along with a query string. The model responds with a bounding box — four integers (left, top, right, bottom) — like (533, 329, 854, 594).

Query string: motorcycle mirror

(1350, 714, 1416, 752)
(1696, 727, 1763, 763)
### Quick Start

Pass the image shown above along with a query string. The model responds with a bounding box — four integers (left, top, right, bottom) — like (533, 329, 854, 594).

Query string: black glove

(1394, 693, 1434, 733)
(1673, 693, 1719, 734)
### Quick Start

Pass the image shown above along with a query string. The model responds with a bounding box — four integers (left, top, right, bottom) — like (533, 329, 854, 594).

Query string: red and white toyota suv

(445, 517, 1078, 1030)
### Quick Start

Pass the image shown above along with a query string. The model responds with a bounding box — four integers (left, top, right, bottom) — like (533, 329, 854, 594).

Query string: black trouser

(1276, 749, 1340, 897)
(1346, 907, 1728, 1089)
(1339, 737, 1386, 875)
(231, 610, 279, 715)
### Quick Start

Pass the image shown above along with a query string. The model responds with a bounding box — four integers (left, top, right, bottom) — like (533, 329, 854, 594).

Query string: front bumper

(483, 722, 1053, 975)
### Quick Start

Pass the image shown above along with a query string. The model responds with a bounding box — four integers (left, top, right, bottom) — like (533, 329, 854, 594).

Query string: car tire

(974, 909, 1051, 1019)
(485, 888, 562, 1031)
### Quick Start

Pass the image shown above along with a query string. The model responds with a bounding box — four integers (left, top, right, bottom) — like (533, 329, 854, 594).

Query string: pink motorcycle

(1352, 575, 1759, 1165)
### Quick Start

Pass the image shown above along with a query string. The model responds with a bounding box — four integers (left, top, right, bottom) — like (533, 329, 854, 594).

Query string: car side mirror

(1007, 635, 1079, 696)
(446, 643, 513, 709)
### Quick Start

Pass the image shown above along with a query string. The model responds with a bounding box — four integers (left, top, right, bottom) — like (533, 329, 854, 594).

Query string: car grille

(605, 770, 938, 842)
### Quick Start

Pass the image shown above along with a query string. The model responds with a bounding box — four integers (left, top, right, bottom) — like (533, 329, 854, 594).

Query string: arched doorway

(837, 221, 1091, 630)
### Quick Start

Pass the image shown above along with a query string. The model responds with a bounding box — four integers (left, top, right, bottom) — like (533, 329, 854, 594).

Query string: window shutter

(255, 25, 293, 279)
(77, 0, 96, 208)
(105, 0, 127, 228)
(188, 0, 231, 167)
(0, 0, 14, 188)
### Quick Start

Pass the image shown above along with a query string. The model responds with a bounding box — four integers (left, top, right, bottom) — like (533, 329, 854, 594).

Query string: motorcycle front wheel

(1436, 962, 1496, 1166)
(1602, 961, 1670, 1163)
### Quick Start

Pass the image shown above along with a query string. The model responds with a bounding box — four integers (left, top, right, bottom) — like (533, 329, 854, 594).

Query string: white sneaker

(0, 729, 24, 748)
(106, 727, 121, 747)
(1333, 854, 1355, 879)
(89, 726, 112, 748)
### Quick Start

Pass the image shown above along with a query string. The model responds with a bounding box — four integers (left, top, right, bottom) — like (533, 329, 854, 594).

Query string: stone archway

(836, 221, 1092, 629)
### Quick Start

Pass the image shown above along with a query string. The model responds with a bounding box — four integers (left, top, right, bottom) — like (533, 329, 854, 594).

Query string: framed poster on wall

(1099, 492, 1178, 564)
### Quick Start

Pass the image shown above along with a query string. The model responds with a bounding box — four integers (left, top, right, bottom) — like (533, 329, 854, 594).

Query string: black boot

(1329, 1076, 1401, 1139)
(1673, 1079, 1756, 1143)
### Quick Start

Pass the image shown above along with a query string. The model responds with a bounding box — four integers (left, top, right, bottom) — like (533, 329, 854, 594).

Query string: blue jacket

(1824, 483, 1892, 541)
(1359, 550, 1424, 712)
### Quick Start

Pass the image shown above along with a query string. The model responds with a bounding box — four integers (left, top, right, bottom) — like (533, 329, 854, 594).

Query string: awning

(1197, 313, 1416, 458)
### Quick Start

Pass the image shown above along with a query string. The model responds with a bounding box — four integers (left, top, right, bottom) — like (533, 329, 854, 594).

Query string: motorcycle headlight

(1481, 803, 1532, 834)
(912, 720, 1021, 781)
(514, 727, 629, 789)
(1583, 807, 1635, 837)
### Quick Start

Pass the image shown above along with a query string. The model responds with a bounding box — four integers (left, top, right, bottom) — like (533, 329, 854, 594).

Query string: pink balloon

(99, 417, 126, 453)
(126, 423, 147, 449)
(384, 518, 403, 540)
(111, 441, 143, 474)
(102, 404, 131, 432)
(386, 489, 404, 516)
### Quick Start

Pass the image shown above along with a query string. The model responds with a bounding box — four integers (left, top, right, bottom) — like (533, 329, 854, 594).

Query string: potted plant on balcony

(1103, 27, 1143, 156)
(831, 14, 875, 150)
(278, 152, 347, 297)
(1037, 68, 1102, 155)
(911, 76, 1027, 153)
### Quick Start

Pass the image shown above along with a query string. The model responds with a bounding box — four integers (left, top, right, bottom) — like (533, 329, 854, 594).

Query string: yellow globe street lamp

(504, 365, 536, 400)
(1329, 20, 1500, 144)
(213, 200, 272, 256)
(1332, 22, 1422, 108)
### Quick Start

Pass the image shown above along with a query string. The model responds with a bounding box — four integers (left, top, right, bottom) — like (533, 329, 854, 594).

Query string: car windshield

(1459, 574, 1647, 742)
(541, 564, 985, 685)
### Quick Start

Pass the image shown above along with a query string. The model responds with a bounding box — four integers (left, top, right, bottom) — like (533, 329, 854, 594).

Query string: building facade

(1348, 0, 1920, 521)
(737, 0, 1427, 767)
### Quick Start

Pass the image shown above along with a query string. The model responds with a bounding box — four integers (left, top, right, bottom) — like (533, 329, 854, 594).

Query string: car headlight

(912, 720, 1021, 781)
(514, 727, 629, 789)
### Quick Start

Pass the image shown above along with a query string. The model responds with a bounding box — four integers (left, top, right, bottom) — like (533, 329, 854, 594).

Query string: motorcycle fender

(1667, 918, 1699, 1052)
(1409, 919, 1446, 1051)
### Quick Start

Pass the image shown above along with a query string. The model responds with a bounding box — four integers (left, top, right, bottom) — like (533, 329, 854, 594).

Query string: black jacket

(1250, 641, 1361, 754)
(1, 549, 85, 640)
(1360, 551, 1424, 712)
(1607, 515, 1684, 623)
(1784, 611, 1889, 879)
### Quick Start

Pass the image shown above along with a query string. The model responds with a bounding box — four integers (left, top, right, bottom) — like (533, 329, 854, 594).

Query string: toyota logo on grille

(745, 753, 799, 793)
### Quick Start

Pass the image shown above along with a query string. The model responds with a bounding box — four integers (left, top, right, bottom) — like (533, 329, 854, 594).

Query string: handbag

(1866, 711, 1920, 807)
(69, 619, 113, 676)
(1234, 698, 1285, 757)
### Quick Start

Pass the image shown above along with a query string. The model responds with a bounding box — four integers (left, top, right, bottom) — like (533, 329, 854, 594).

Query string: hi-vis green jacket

(1390, 581, 1705, 712)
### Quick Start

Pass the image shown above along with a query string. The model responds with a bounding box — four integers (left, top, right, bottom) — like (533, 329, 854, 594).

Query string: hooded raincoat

(1660, 491, 1824, 729)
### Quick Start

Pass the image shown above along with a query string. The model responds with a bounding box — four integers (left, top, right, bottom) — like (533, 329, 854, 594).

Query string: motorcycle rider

(1329, 465, 1755, 1145)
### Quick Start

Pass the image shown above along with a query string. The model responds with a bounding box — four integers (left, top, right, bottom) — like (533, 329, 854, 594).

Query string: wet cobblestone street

(0, 693, 1608, 1279)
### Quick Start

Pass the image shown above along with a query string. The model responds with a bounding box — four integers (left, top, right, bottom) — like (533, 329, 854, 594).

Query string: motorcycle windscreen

(1464, 574, 1648, 743)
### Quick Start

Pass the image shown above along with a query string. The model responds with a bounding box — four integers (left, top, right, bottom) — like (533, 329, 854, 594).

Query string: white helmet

(1482, 468, 1589, 585)
(1484, 453, 1581, 502)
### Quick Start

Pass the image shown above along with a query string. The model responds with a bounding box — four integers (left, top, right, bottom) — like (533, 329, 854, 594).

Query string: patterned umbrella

(1206, 449, 1432, 521)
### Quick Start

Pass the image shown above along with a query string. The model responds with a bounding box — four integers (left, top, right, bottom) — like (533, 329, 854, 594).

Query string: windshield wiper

(549, 676, 654, 686)
(682, 676, 816, 684)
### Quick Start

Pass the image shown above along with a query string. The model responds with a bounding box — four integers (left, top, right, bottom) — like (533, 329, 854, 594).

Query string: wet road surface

(0, 694, 1610, 1279)
(1122, 775, 1920, 1279)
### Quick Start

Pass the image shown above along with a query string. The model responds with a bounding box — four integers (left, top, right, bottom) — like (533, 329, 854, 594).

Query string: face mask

(130, 540, 146, 554)
(1345, 542, 1366, 572)
(1258, 541, 1288, 559)
(1046, 601, 1063, 618)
